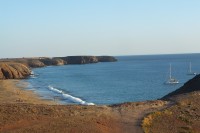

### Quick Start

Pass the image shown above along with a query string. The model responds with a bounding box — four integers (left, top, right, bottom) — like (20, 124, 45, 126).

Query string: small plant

(142, 110, 172, 133)
(142, 111, 161, 133)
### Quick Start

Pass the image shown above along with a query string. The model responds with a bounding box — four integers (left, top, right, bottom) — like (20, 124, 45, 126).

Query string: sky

(0, 0, 200, 58)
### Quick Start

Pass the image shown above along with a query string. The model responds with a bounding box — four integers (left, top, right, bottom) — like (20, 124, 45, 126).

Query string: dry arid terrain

(142, 75, 200, 133)
(142, 91, 200, 133)
(0, 62, 200, 133)
(0, 80, 168, 133)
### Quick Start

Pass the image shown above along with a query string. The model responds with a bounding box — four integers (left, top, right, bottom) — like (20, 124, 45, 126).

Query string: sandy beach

(0, 74, 200, 133)
(0, 80, 56, 105)
(0, 80, 168, 133)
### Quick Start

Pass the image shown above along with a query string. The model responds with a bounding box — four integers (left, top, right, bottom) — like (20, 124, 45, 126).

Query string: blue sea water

(24, 53, 200, 105)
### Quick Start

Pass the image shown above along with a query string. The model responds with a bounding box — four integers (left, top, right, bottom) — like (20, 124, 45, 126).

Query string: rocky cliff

(61, 56, 98, 64)
(97, 56, 117, 62)
(0, 56, 117, 68)
(27, 59, 46, 68)
(39, 58, 66, 66)
(56, 56, 117, 65)
(0, 63, 31, 79)
(0, 56, 117, 79)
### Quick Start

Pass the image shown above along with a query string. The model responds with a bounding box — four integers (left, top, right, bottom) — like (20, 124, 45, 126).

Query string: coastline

(0, 80, 56, 105)
(0, 78, 199, 132)
(0, 79, 168, 133)
(0, 56, 200, 132)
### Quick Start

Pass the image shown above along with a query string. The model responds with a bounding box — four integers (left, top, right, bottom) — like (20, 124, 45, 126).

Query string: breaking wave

(30, 71, 39, 79)
(48, 86, 95, 105)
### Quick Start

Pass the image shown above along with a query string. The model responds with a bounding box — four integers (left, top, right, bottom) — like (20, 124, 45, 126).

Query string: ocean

(23, 53, 200, 105)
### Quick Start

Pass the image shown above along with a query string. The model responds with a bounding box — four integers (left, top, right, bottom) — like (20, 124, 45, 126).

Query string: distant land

(0, 56, 117, 79)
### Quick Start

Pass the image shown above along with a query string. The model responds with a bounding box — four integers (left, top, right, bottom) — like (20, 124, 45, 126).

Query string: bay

(25, 53, 200, 105)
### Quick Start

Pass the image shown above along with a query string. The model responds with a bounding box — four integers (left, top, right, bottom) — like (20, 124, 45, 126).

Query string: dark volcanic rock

(97, 56, 117, 62)
(162, 74, 200, 100)
(0, 63, 31, 79)
(64, 56, 99, 64)
(57, 56, 117, 64)
(39, 58, 54, 66)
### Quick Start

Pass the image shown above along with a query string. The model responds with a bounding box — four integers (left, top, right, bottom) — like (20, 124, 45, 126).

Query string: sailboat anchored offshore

(165, 64, 179, 84)
(187, 62, 197, 75)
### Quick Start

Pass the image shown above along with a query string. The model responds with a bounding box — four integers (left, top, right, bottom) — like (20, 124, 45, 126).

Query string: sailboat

(165, 64, 179, 84)
(187, 62, 197, 75)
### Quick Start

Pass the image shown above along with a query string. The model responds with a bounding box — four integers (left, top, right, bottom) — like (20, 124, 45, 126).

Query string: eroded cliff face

(0, 56, 117, 79)
(63, 56, 99, 64)
(0, 63, 31, 79)
(40, 58, 66, 66)
(57, 56, 117, 65)
(28, 59, 45, 68)
(0, 56, 117, 68)
(97, 56, 117, 62)
(51, 58, 66, 65)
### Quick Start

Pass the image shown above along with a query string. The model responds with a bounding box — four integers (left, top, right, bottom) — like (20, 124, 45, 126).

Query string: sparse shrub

(142, 110, 173, 133)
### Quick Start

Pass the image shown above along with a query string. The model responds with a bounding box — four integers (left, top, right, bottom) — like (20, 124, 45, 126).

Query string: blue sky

(0, 0, 200, 58)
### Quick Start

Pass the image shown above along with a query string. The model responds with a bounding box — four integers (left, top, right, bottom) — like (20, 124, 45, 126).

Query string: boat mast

(189, 62, 192, 73)
(169, 64, 172, 79)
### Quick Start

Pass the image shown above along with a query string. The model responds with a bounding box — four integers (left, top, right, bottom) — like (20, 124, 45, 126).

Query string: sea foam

(30, 71, 37, 78)
(48, 86, 95, 105)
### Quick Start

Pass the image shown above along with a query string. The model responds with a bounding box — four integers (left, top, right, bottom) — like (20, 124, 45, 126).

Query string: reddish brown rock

(0, 68, 5, 79)
(0, 63, 31, 79)
(51, 58, 66, 65)
(39, 58, 66, 66)
(0, 56, 117, 67)
(28, 59, 45, 68)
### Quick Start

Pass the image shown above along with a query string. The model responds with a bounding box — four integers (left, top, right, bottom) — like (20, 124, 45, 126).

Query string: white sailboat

(187, 62, 197, 75)
(165, 64, 179, 84)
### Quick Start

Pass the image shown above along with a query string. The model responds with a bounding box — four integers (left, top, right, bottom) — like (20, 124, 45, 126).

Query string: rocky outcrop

(40, 58, 66, 66)
(0, 56, 117, 68)
(51, 58, 66, 65)
(97, 56, 117, 62)
(63, 56, 98, 64)
(28, 59, 45, 68)
(0, 56, 117, 79)
(162, 74, 200, 100)
(57, 56, 117, 65)
(0, 63, 31, 79)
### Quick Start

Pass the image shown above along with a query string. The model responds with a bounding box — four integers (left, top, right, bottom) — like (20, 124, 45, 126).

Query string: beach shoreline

(0, 79, 168, 133)
(0, 77, 199, 132)
(0, 80, 56, 105)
